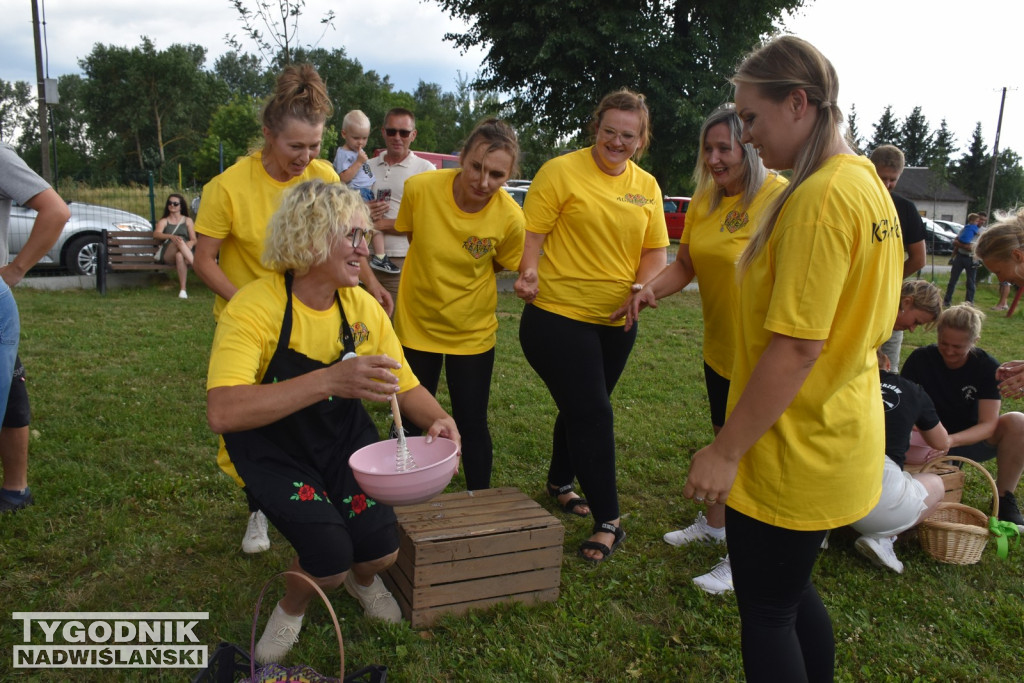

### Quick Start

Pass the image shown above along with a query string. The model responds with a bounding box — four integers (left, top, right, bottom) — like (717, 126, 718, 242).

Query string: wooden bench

(96, 229, 176, 294)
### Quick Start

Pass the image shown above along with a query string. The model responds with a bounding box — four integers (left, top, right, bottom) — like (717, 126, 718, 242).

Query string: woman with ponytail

(682, 36, 903, 680)
(195, 64, 389, 556)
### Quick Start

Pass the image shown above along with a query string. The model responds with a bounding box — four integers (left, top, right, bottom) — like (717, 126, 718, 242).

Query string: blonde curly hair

(262, 180, 371, 275)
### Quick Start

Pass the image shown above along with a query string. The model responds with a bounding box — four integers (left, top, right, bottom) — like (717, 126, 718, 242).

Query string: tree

(192, 95, 262, 182)
(79, 39, 222, 181)
(432, 0, 805, 189)
(951, 123, 990, 210)
(225, 0, 336, 67)
(929, 119, 957, 170)
(992, 148, 1024, 213)
(0, 80, 35, 144)
(868, 105, 899, 154)
(214, 52, 273, 99)
(899, 106, 932, 167)
(845, 103, 864, 153)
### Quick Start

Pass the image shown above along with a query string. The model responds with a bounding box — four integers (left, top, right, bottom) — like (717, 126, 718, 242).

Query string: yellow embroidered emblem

(351, 321, 370, 348)
(462, 236, 494, 259)
(722, 210, 749, 233)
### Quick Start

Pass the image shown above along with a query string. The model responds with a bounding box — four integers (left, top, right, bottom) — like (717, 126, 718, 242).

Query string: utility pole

(31, 0, 52, 183)
(984, 87, 1008, 219)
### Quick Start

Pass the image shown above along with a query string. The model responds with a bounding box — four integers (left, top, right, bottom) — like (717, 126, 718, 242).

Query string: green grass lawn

(1, 273, 1023, 681)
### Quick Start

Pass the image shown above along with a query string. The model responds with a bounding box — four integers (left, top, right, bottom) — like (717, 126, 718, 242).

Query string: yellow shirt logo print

(462, 236, 494, 259)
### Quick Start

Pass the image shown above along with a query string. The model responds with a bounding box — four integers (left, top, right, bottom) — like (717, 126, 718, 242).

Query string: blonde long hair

(691, 104, 769, 213)
(735, 36, 844, 274)
(976, 207, 1024, 262)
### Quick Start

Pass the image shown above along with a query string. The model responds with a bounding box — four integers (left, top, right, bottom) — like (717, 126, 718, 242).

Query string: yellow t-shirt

(393, 169, 525, 354)
(683, 173, 788, 378)
(208, 272, 420, 484)
(194, 153, 340, 320)
(726, 154, 902, 530)
(525, 148, 669, 326)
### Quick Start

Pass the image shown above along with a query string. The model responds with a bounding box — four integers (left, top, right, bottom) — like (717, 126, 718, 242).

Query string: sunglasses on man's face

(384, 128, 412, 138)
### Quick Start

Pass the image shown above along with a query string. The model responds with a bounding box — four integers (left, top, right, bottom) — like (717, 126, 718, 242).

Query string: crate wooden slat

(382, 487, 563, 627)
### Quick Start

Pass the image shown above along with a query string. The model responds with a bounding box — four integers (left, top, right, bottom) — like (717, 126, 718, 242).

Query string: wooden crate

(382, 487, 563, 627)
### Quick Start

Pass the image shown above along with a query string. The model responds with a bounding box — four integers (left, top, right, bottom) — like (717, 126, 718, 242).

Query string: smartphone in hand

(376, 188, 392, 203)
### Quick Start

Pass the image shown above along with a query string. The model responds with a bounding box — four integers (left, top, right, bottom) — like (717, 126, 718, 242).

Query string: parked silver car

(8, 201, 152, 276)
(502, 185, 527, 208)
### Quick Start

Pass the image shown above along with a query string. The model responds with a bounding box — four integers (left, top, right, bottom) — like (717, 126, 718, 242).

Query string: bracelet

(631, 283, 644, 292)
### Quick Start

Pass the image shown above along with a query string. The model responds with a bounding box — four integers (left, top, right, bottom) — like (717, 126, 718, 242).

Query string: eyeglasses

(346, 227, 376, 248)
(384, 128, 413, 138)
(168, 201, 180, 206)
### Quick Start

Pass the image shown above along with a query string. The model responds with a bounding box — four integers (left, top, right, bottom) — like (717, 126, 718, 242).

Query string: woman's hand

(366, 281, 394, 317)
(514, 268, 539, 303)
(997, 360, 1024, 397)
(324, 354, 401, 402)
(610, 285, 658, 332)
(683, 443, 739, 507)
(423, 416, 462, 457)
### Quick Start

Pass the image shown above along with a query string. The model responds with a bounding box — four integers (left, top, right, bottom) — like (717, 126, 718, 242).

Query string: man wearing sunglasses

(364, 108, 436, 314)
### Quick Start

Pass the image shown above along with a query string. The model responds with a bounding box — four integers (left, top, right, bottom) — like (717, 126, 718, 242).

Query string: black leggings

(726, 506, 834, 682)
(519, 304, 637, 523)
(402, 347, 495, 491)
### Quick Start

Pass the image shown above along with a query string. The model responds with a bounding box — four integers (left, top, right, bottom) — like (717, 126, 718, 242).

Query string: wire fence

(17, 172, 201, 278)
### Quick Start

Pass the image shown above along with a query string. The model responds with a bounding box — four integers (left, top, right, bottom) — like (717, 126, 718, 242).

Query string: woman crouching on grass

(682, 36, 902, 680)
(901, 302, 1024, 528)
(206, 180, 460, 663)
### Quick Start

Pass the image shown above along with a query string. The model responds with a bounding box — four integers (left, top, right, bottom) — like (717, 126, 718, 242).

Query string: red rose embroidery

(351, 494, 368, 514)
(298, 485, 316, 501)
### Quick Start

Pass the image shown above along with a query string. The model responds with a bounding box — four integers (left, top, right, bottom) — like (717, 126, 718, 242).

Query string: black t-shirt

(892, 192, 925, 248)
(881, 369, 940, 469)
(901, 344, 1000, 435)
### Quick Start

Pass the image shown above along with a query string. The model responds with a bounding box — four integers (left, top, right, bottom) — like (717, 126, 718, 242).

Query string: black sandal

(578, 522, 625, 564)
(547, 483, 590, 517)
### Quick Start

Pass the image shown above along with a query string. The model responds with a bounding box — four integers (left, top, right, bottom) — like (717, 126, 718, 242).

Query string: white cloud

(4, 0, 1020, 160)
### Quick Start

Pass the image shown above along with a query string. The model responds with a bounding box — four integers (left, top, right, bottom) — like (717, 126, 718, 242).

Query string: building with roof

(894, 167, 972, 223)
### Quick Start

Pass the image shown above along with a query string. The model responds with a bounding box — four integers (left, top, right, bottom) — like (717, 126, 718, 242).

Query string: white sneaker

(344, 573, 402, 623)
(178, 290, 188, 299)
(242, 511, 271, 554)
(854, 535, 904, 574)
(693, 556, 733, 595)
(663, 511, 726, 546)
(254, 604, 303, 663)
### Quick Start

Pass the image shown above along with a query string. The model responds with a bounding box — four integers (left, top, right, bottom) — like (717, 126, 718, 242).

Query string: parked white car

(8, 201, 152, 276)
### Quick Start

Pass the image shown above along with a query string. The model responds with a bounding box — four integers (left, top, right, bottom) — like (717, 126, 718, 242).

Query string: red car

(663, 196, 691, 240)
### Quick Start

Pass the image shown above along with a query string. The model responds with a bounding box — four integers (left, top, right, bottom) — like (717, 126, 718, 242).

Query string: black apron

(223, 272, 395, 528)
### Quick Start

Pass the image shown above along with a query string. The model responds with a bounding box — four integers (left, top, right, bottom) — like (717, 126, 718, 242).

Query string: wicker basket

(917, 456, 997, 565)
(904, 458, 965, 504)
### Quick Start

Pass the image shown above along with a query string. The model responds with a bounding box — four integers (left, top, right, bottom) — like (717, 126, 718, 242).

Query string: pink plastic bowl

(905, 431, 932, 465)
(348, 436, 459, 506)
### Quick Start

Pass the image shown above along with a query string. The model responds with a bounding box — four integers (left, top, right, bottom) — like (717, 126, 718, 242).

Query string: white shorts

(850, 458, 929, 537)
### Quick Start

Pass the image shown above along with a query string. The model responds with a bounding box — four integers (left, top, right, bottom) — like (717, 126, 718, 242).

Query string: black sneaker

(998, 491, 1024, 527)
(370, 255, 401, 275)
(0, 488, 34, 513)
